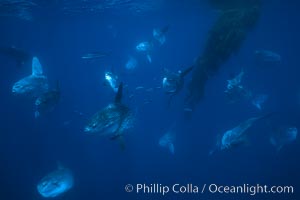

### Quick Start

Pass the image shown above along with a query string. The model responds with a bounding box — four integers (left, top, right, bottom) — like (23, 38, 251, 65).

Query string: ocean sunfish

(159, 129, 175, 154)
(12, 56, 48, 97)
(37, 165, 74, 198)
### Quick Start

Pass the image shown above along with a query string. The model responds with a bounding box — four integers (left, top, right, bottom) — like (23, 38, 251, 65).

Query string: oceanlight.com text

(208, 184, 294, 196)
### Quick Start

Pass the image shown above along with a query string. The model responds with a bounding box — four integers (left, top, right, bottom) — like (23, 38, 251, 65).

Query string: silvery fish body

(84, 103, 133, 136)
(84, 83, 134, 139)
(37, 167, 74, 198)
(220, 116, 262, 150)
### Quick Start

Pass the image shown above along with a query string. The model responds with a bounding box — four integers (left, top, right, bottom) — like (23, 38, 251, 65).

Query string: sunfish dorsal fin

(181, 66, 194, 77)
(115, 82, 123, 103)
(32, 57, 43, 76)
(55, 80, 60, 92)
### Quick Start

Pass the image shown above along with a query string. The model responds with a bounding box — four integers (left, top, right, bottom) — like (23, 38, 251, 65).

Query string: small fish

(136, 41, 153, 63)
(224, 69, 252, 103)
(125, 56, 138, 70)
(136, 41, 153, 52)
(135, 86, 144, 90)
(159, 125, 175, 154)
(226, 69, 244, 91)
(146, 88, 153, 92)
(73, 110, 84, 116)
(143, 99, 153, 105)
(63, 120, 72, 126)
(184, 108, 193, 112)
(81, 52, 111, 60)
(153, 25, 169, 45)
(254, 50, 281, 63)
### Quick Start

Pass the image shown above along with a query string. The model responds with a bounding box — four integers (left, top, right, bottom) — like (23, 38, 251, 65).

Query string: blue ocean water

(0, 1, 299, 200)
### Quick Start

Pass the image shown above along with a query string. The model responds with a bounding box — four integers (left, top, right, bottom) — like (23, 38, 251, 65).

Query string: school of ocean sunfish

(1, 2, 298, 199)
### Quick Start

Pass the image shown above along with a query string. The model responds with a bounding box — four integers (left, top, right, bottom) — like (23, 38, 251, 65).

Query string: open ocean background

(0, 1, 299, 199)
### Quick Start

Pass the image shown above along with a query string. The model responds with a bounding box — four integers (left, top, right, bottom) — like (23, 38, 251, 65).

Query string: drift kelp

(185, 0, 261, 112)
